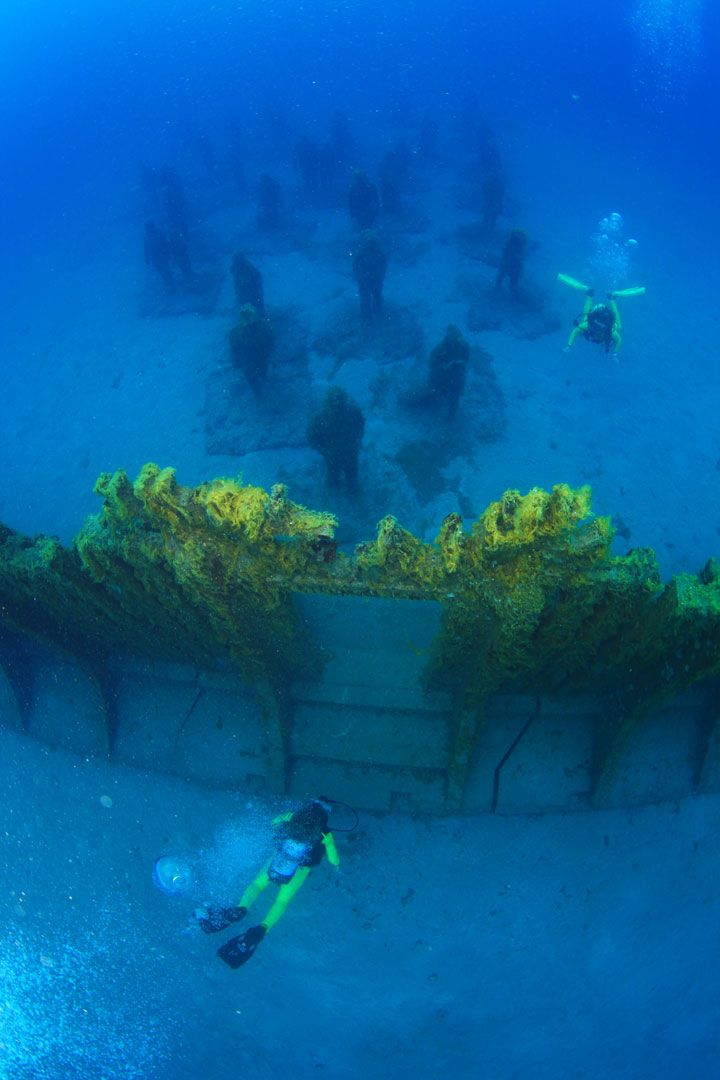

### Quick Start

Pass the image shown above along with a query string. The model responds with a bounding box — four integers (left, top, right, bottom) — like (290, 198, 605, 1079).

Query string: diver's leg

(238, 864, 272, 911)
(216, 867, 312, 968)
(557, 273, 592, 292)
(565, 292, 594, 349)
(261, 866, 311, 931)
(567, 323, 585, 348)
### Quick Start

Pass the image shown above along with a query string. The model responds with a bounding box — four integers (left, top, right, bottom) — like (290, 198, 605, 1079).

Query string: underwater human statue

(307, 387, 365, 493)
(352, 231, 387, 322)
(143, 221, 193, 289)
(191, 798, 343, 969)
(557, 273, 645, 354)
(495, 228, 528, 297)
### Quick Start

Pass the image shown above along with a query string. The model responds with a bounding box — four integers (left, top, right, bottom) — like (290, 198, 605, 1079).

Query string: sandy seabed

(2, 724, 719, 1079)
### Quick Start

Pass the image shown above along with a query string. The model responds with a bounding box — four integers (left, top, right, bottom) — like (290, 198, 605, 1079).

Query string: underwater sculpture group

(0, 464, 719, 801)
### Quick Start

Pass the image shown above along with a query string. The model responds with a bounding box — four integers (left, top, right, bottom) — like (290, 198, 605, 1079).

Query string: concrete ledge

(0, 663, 24, 732)
(105, 655, 199, 685)
(3, 639, 717, 814)
(28, 657, 108, 756)
(111, 675, 201, 772)
(173, 684, 271, 788)
(596, 694, 702, 807)
(698, 713, 720, 792)
(464, 698, 596, 814)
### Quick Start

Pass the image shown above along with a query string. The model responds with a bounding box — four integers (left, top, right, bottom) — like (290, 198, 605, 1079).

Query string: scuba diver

(192, 797, 344, 969)
(558, 273, 645, 354)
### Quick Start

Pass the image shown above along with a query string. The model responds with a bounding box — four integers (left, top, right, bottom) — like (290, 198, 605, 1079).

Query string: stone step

(289, 754, 447, 814)
(296, 594, 443, 652)
(292, 677, 451, 713)
(291, 701, 451, 769)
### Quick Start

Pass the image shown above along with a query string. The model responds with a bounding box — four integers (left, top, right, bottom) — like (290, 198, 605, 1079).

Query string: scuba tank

(268, 838, 311, 883)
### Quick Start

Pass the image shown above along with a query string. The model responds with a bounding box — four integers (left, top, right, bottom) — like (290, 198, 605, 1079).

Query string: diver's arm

(322, 831, 341, 867)
(611, 328, 622, 352)
(271, 812, 293, 825)
(607, 296, 621, 333)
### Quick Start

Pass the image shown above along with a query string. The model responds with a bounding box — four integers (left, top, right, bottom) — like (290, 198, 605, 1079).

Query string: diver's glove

(193, 904, 247, 934)
(217, 924, 266, 969)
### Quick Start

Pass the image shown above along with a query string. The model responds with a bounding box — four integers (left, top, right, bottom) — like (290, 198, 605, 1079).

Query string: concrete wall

(0, 597, 717, 814)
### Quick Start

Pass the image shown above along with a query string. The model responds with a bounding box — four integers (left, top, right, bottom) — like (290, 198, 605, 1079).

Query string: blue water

(1, 1, 720, 1076)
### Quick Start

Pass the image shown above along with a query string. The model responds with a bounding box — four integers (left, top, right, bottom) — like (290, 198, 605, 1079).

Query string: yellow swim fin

(611, 286, 646, 298)
(557, 273, 591, 292)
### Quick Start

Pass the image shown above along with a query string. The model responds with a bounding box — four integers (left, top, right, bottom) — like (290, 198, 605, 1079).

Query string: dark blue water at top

(0, 0, 718, 227)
